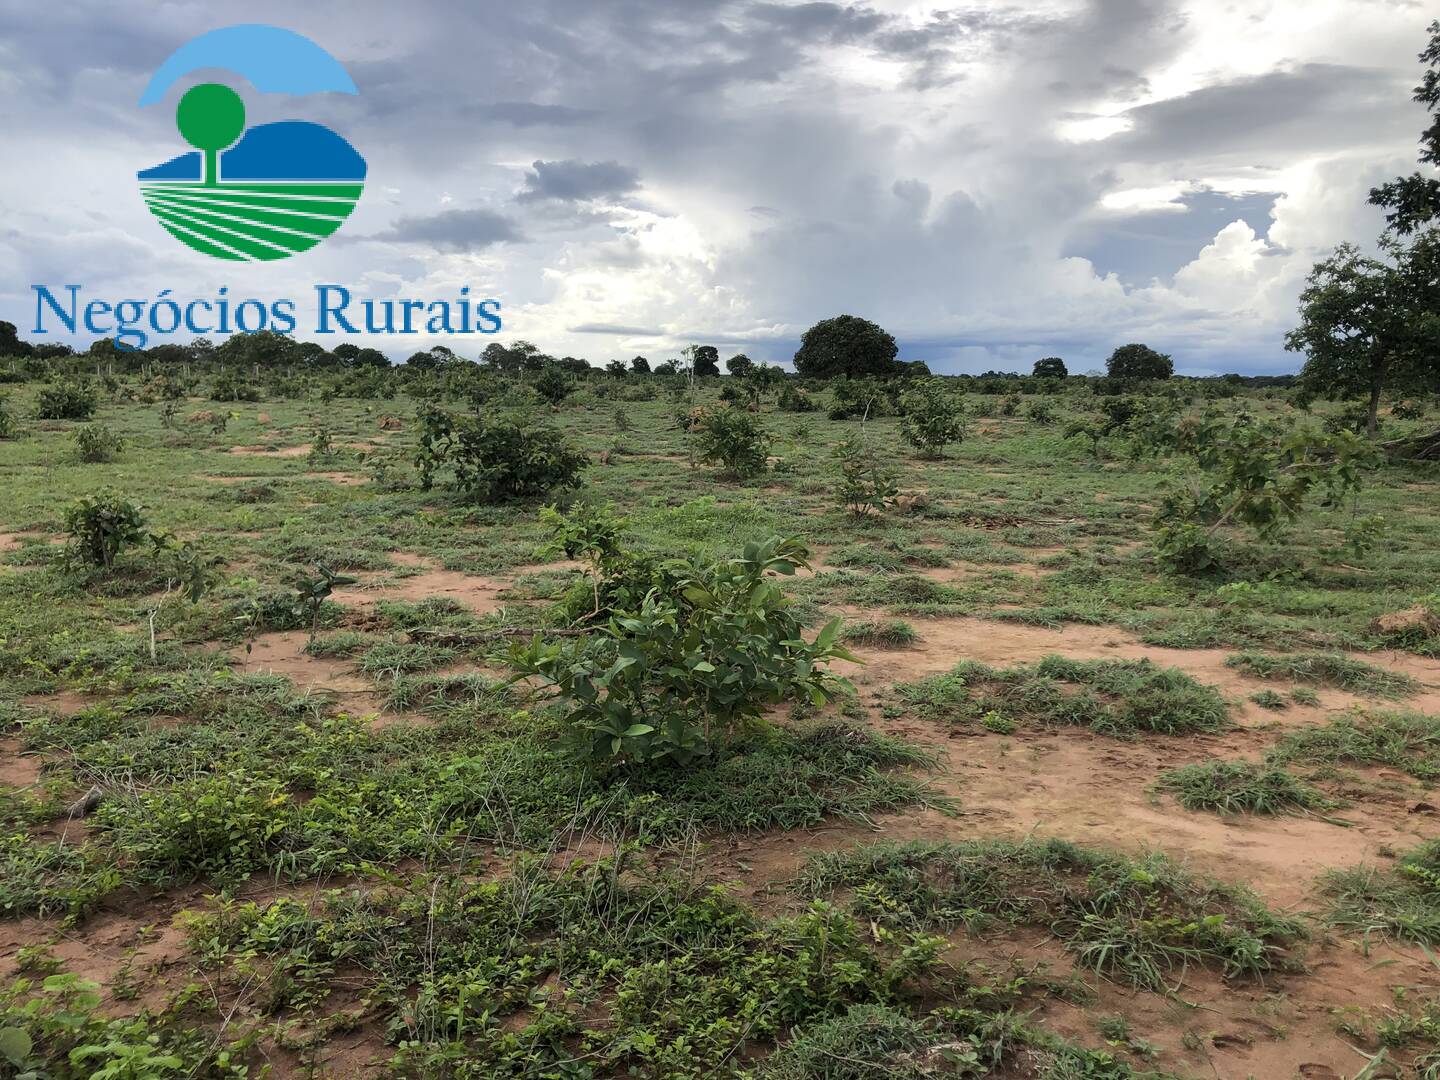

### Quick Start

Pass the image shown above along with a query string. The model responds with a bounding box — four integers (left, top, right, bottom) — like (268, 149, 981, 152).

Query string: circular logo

(136, 25, 366, 262)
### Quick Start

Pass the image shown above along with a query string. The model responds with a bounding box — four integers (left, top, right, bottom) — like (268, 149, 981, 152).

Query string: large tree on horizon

(1105, 343, 1172, 380)
(792, 315, 898, 379)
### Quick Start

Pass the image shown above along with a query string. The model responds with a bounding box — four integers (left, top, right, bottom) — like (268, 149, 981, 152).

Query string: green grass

(798, 838, 1303, 989)
(1269, 710, 1440, 781)
(1322, 839, 1440, 945)
(894, 655, 1229, 737)
(1156, 760, 1338, 816)
(839, 618, 918, 648)
(1225, 651, 1420, 698)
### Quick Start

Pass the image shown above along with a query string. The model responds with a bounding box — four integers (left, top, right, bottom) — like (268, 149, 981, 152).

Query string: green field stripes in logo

(136, 26, 366, 262)
(139, 181, 364, 261)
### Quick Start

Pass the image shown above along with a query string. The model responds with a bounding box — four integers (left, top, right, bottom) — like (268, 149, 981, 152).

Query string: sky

(0, 0, 1433, 375)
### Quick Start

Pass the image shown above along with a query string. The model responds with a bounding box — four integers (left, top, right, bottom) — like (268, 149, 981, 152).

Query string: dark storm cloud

(0, 0, 1426, 373)
(371, 208, 522, 252)
(1112, 63, 1409, 161)
(515, 159, 642, 202)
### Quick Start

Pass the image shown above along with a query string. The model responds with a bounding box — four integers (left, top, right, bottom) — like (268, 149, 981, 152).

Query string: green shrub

(694, 406, 771, 479)
(62, 491, 147, 569)
(0, 396, 17, 438)
(508, 537, 857, 765)
(35, 380, 98, 420)
(73, 423, 123, 463)
(415, 407, 588, 503)
(834, 436, 899, 515)
(777, 383, 816, 412)
(898, 378, 966, 457)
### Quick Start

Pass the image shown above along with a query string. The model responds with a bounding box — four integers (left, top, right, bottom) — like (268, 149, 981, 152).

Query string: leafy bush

(415, 406, 588, 503)
(0, 396, 17, 438)
(73, 423, 123, 463)
(828, 378, 892, 421)
(777, 383, 816, 412)
(834, 436, 899, 515)
(508, 537, 857, 765)
(898, 378, 966, 457)
(694, 406, 772, 479)
(63, 491, 147, 569)
(35, 380, 98, 420)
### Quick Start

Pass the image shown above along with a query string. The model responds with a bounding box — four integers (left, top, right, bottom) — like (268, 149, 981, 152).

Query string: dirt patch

(830, 612, 1440, 716)
(22, 691, 99, 716)
(0, 737, 43, 790)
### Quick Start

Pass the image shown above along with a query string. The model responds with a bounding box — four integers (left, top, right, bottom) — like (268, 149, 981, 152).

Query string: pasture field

(2, 371, 1440, 1078)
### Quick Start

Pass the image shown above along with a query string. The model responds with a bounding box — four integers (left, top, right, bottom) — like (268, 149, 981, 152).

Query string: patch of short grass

(1156, 760, 1338, 816)
(1226, 651, 1419, 699)
(840, 619, 918, 648)
(894, 655, 1229, 737)
(1322, 839, 1440, 945)
(798, 838, 1302, 989)
(1269, 710, 1440, 781)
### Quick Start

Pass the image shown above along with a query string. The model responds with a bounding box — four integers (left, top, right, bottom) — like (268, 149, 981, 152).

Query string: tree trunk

(1366, 380, 1382, 437)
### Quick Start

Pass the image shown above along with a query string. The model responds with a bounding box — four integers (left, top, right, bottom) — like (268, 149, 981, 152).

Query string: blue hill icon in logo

(136, 25, 366, 262)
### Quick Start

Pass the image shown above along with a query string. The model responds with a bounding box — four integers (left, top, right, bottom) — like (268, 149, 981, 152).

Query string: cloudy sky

(0, 0, 1432, 374)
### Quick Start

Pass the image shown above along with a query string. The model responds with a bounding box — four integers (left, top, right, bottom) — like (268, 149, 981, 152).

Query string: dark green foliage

(1225, 651, 1418, 698)
(508, 537, 858, 765)
(72, 423, 123, 463)
(1368, 21, 1440, 234)
(35, 380, 98, 420)
(794, 315, 899, 379)
(799, 839, 1302, 989)
(896, 655, 1229, 737)
(1285, 229, 1440, 434)
(62, 491, 147, 570)
(1033, 357, 1067, 378)
(415, 406, 588, 503)
(1157, 760, 1335, 816)
(694, 406, 771, 479)
(1105, 344, 1172, 381)
(898, 378, 966, 457)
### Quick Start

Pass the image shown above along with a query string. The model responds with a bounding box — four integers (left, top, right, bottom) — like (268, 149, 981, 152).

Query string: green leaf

(0, 1028, 32, 1065)
(621, 724, 654, 737)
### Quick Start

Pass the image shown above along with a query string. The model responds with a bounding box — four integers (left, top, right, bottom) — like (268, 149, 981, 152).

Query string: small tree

(694, 407, 771, 479)
(1106, 344, 1173, 380)
(1284, 229, 1440, 436)
(726, 353, 755, 377)
(1033, 357, 1067, 378)
(834, 437, 899, 515)
(64, 491, 146, 570)
(793, 316, 899, 379)
(899, 378, 966, 457)
(507, 537, 856, 766)
(630, 355, 650, 374)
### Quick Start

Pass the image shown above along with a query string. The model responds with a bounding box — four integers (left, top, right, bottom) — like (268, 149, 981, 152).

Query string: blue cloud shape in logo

(138, 24, 358, 106)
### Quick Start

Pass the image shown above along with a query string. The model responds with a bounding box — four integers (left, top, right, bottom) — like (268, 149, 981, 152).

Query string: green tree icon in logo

(176, 83, 245, 186)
